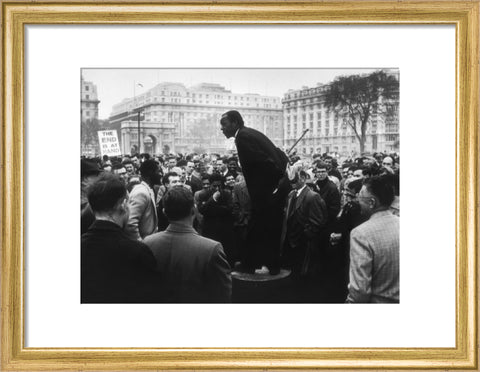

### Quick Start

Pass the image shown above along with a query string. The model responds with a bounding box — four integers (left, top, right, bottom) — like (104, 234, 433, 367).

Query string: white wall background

(25, 25, 455, 348)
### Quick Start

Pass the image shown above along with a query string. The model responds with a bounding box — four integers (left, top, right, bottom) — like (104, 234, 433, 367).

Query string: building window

(85, 111, 90, 117)
(86, 94, 89, 99)
(85, 86, 89, 91)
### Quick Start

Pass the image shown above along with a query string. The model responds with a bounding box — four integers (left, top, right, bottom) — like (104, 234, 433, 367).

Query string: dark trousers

(243, 196, 283, 270)
(234, 225, 248, 265)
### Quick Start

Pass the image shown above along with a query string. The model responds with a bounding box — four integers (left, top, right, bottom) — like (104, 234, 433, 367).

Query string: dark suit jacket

(281, 186, 328, 276)
(232, 181, 251, 226)
(81, 220, 160, 303)
(143, 222, 232, 303)
(185, 174, 203, 195)
(314, 178, 341, 225)
(235, 127, 288, 206)
(281, 186, 328, 250)
(198, 189, 234, 239)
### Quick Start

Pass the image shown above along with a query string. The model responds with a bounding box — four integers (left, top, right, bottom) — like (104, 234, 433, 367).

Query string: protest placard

(98, 130, 121, 157)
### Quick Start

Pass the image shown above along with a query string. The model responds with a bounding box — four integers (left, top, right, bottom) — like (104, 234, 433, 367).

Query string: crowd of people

(81, 110, 400, 304)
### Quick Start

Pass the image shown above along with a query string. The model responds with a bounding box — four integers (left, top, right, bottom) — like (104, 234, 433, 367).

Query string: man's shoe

(255, 266, 270, 275)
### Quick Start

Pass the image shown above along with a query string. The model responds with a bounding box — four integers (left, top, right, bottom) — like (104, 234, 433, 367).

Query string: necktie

(288, 192, 297, 218)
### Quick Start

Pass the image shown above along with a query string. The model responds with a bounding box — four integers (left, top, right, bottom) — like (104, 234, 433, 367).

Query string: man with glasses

(313, 162, 341, 226)
(198, 173, 235, 266)
(281, 166, 327, 301)
(193, 174, 212, 234)
(313, 162, 342, 301)
(347, 176, 399, 303)
(330, 178, 367, 300)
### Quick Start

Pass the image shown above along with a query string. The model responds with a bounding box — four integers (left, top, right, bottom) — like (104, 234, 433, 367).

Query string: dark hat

(81, 159, 102, 177)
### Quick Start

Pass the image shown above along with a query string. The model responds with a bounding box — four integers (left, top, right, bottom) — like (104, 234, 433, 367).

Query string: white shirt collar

(234, 128, 240, 138)
(296, 184, 307, 197)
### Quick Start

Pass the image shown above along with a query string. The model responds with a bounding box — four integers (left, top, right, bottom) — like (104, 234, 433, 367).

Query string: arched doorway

(143, 134, 157, 155)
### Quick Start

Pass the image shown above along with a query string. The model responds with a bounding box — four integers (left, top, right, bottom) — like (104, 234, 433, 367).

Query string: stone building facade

(81, 77, 100, 122)
(109, 82, 283, 155)
(81, 76, 101, 156)
(282, 79, 399, 156)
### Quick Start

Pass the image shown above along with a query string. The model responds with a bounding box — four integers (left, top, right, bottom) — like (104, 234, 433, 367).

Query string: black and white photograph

(4, 2, 470, 366)
(80, 68, 400, 304)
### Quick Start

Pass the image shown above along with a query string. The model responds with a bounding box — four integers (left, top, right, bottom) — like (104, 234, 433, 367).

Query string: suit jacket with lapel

(235, 126, 288, 205)
(281, 186, 328, 251)
(186, 174, 203, 194)
(126, 181, 158, 241)
(232, 181, 251, 226)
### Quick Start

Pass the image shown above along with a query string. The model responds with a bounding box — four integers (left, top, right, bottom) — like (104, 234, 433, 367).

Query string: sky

(81, 68, 385, 120)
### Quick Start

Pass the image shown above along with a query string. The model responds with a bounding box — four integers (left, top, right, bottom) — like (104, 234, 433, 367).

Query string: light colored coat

(144, 222, 232, 303)
(126, 181, 158, 241)
(347, 210, 400, 303)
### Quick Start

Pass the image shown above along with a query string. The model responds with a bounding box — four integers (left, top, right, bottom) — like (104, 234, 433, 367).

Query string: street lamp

(133, 82, 143, 154)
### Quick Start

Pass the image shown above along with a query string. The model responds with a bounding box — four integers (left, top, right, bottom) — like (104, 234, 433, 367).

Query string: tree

(81, 118, 112, 156)
(323, 70, 399, 154)
(81, 118, 100, 155)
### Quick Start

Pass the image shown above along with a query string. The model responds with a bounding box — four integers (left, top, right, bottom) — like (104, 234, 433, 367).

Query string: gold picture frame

(1, 1, 478, 370)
